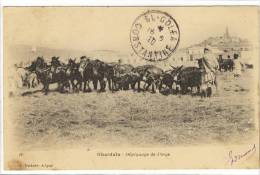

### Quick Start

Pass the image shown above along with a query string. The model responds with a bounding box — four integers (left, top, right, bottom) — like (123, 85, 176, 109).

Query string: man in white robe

(202, 48, 219, 90)
(233, 53, 242, 77)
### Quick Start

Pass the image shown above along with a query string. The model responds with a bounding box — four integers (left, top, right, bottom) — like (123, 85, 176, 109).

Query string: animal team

(17, 48, 245, 97)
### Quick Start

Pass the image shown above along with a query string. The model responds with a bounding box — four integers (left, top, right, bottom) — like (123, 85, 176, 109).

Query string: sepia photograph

(2, 6, 259, 170)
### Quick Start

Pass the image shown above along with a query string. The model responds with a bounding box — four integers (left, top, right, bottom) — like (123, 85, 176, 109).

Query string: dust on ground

(6, 69, 257, 150)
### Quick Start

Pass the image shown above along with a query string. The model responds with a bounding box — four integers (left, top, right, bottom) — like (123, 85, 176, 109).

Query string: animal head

(197, 58, 209, 70)
(27, 56, 46, 72)
(50, 56, 61, 67)
(79, 57, 91, 73)
(169, 65, 183, 81)
(68, 58, 77, 68)
(170, 65, 183, 75)
(35, 56, 45, 66)
(92, 60, 106, 75)
(80, 56, 87, 60)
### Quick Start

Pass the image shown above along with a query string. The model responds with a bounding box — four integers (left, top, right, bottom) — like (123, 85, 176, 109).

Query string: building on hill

(170, 27, 253, 66)
(202, 26, 252, 54)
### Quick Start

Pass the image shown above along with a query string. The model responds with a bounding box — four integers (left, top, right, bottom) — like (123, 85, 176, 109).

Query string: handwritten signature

(228, 144, 256, 166)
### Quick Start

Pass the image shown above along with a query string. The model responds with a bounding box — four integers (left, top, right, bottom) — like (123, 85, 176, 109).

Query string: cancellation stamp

(130, 10, 180, 62)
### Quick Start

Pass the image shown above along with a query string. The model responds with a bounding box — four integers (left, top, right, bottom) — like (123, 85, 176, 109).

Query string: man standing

(233, 53, 242, 77)
(203, 48, 219, 72)
(201, 48, 219, 91)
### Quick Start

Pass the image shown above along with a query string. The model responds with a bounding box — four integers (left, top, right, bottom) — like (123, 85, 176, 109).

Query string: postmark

(130, 10, 180, 62)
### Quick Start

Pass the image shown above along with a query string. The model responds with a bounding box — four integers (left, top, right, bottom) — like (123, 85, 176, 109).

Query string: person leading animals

(201, 48, 218, 89)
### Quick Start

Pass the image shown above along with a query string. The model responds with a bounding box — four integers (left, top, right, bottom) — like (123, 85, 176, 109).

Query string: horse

(129, 65, 155, 92)
(174, 58, 216, 97)
(158, 65, 183, 94)
(66, 58, 82, 92)
(218, 55, 234, 72)
(78, 57, 107, 92)
(105, 62, 117, 92)
(113, 64, 134, 91)
(27, 56, 69, 95)
(142, 65, 164, 93)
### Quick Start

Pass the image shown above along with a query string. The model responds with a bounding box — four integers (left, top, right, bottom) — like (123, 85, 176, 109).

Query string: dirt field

(6, 69, 257, 150)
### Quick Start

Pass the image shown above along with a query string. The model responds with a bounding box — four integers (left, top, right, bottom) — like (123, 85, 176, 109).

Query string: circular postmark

(130, 10, 180, 62)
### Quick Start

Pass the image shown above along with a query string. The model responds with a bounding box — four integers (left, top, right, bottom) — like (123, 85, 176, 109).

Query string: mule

(27, 56, 68, 95)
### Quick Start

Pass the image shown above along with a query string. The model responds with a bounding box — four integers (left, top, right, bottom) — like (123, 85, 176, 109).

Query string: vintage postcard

(2, 6, 260, 170)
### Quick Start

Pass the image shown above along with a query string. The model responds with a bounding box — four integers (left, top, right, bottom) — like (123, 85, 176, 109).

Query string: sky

(4, 7, 259, 54)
